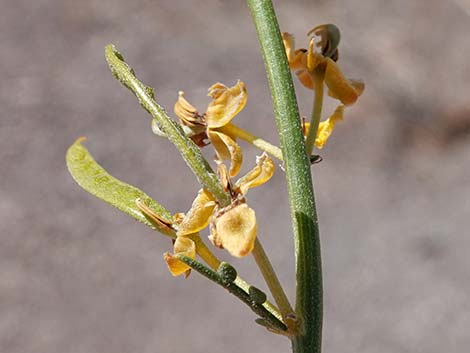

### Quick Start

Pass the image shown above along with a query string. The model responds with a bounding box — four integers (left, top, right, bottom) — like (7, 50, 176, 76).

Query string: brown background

(1, 1, 469, 352)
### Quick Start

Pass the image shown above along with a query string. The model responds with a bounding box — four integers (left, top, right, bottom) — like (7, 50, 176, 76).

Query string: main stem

(247, 1, 323, 352)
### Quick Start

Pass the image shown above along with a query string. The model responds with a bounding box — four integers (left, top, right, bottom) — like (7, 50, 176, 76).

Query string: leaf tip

(74, 136, 88, 145)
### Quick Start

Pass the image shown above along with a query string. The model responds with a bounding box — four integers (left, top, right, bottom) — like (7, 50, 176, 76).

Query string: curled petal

(174, 91, 204, 127)
(282, 32, 305, 70)
(205, 81, 247, 128)
(210, 204, 257, 258)
(324, 58, 363, 106)
(235, 153, 275, 195)
(208, 130, 243, 177)
(177, 189, 216, 236)
(348, 79, 365, 96)
(217, 162, 232, 193)
(164, 236, 196, 277)
(315, 105, 345, 149)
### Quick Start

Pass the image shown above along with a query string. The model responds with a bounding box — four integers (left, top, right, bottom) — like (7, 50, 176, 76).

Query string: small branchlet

(176, 255, 288, 333)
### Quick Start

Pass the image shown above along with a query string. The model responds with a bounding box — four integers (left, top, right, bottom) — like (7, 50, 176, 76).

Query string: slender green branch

(247, 0, 323, 352)
(252, 238, 294, 318)
(176, 255, 287, 332)
(104, 44, 230, 206)
(220, 123, 283, 161)
(190, 234, 284, 321)
(305, 72, 325, 155)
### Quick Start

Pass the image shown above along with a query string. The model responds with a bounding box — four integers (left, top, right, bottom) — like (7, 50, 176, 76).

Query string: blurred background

(1, 0, 469, 352)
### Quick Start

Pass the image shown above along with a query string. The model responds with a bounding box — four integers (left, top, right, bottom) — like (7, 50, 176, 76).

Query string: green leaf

(66, 137, 175, 237)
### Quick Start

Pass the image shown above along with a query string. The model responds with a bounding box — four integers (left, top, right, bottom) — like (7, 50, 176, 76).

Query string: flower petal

(315, 105, 345, 149)
(324, 58, 363, 106)
(164, 236, 196, 276)
(174, 91, 204, 127)
(282, 32, 306, 70)
(177, 189, 216, 236)
(205, 81, 247, 128)
(296, 69, 315, 90)
(235, 153, 275, 195)
(207, 130, 243, 177)
(210, 204, 257, 258)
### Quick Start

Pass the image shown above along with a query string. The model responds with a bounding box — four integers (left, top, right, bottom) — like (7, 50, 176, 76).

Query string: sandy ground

(1, 1, 469, 352)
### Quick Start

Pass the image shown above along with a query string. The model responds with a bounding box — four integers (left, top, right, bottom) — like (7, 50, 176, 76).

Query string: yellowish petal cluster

(209, 154, 274, 257)
(172, 153, 274, 264)
(283, 24, 365, 149)
(282, 27, 364, 106)
(155, 81, 276, 275)
(174, 81, 247, 177)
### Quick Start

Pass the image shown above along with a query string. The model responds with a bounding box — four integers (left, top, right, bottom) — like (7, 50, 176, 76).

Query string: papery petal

(217, 162, 232, 193)
(208, 130, 243, 177)
(210, 204, 257, 258)
(235, 153, 275, 195)
(348, 79, 365, 96)
(324, 58, 363, 106)
(205, 81, 247, 128)
(174, 91, 203, 127)
(164, 236, 196, 276)
(177, 189, 216, 236)
(315, 105, 345, 149)
(296, 69, 315, 90)
(282, 32, 306, 70)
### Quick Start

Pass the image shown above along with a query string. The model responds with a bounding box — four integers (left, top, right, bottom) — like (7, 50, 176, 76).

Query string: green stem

(177, 255, 287, 332)
(191, 234, 283, 322)
(252, 238, 294, 319)
(246, 1, 323, 352)
(220, 123, 283, 161)
(105, 44, 230, 206)
(304, 72, 325, 155)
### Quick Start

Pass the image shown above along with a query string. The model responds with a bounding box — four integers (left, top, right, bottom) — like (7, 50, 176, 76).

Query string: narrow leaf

(66, 137, 175, 237)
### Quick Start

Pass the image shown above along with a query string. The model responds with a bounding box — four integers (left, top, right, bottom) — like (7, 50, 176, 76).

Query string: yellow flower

(173, 154, 275, 258)
(174, 81, 247, 177)
(210, 203, 257, 257)
(283, 25, 364, 149)
(164, 236, 196, 277)
(282, 25, 364, 106)
(315, 105, 344, 149)
(302, 105, 345, 149)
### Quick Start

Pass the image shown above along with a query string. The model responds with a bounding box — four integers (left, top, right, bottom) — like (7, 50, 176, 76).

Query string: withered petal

(205, 81, 247, 128)
(235, 153, 275, 195)
(324, 58, 363, 106)
(208, 130, 243, 177)
(315, 105, 345, 149)
(212, 204, 257, 258)
(164, 236, 196, 276)
(177, 189, 216, 236)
